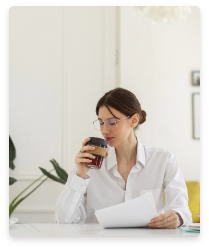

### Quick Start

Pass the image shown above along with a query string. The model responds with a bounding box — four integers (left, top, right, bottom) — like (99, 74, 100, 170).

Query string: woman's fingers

(78, 152, 95, 159)
(79, 138, 93, 155)
(105, 152, 108, 158)
(79, 158, 93, 163)
(80, 145, 95, 153)
(81, 137, 91, 147)
(149, 210, 179, 229)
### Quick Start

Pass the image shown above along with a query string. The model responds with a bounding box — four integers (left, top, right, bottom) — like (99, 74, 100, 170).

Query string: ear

(130, 113, 140, 128)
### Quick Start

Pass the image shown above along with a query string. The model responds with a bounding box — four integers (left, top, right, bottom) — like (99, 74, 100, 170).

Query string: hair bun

(140, 110, 147, 124)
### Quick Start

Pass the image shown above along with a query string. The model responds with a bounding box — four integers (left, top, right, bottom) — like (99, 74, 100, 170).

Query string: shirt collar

(107, 135, 146, 171)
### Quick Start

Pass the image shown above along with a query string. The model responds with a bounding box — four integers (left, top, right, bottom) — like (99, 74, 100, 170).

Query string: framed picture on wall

(192, 71, 200, 86)
(192, 93, 200, 139)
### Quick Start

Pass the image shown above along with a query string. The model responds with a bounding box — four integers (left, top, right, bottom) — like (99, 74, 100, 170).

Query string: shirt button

(80, 184, 83, 187)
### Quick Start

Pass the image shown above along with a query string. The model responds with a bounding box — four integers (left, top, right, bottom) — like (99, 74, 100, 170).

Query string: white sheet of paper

(95, 192, 157, 228)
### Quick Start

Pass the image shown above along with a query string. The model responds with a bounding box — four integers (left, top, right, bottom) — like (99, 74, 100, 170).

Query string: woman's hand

(75, 138, 95, 178)
(75, 137, 108, 178)
(149, 210, 183, 229)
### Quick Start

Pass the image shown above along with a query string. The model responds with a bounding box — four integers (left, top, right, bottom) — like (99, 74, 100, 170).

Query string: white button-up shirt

(55, 137, 193, 226)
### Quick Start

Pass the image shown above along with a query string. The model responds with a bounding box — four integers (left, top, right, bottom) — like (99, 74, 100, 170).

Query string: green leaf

(9, 160, 15, 170)
(39, 167, 65, 184)
(9, 177, 17, 185)
(9, 136, 16, 169)
(9, 177, 48, 217)
(9, 169, 54, 217)
(9, 136, 16, 161)
(50, 159, 68, 183)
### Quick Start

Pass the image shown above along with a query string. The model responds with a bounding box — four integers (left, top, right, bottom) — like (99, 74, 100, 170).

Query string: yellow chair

(163, 181, 200, 223)
(185, 181, 200, 223)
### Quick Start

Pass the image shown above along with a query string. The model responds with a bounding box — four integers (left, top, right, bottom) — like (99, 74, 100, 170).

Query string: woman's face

(98, 105, 134, 147)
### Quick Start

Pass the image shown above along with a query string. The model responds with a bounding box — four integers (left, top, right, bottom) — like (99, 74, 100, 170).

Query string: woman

(55, 87, 192, 228)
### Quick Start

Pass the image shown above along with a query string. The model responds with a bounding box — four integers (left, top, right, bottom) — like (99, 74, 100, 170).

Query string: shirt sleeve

(55, 167, 90, 224)
(163, 152, 193, 227)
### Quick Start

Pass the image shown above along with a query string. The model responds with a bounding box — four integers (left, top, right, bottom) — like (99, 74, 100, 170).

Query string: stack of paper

(187, 226, 200, 231)
(183, 226, 200, 233)
(95, 192, 157, 228)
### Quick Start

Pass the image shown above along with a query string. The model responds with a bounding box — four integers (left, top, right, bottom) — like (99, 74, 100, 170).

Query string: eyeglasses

(93, 116, 130, 131)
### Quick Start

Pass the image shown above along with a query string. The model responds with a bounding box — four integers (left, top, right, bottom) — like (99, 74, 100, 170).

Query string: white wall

(9, 6, 200, 224)
(9, 6, 116, 223)
(120, 6, 200, 181)
(9, 6, 65, 223)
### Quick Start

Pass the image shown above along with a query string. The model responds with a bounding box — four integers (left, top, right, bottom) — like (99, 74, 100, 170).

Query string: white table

(9, 223, 200, 237)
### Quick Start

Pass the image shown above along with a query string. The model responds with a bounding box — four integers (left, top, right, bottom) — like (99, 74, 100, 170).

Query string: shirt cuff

(69, 173, 90, 193)
(172, 209, 186, 227)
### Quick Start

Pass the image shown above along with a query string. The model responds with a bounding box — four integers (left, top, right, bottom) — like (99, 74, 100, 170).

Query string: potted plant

(9, 136, 68, 218)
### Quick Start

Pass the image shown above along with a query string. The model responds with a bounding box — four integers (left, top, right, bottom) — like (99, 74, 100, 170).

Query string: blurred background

(9, 6, 200, 223)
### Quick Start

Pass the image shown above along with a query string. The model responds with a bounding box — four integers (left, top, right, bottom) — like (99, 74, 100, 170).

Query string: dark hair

(96, 87, 146, 129)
